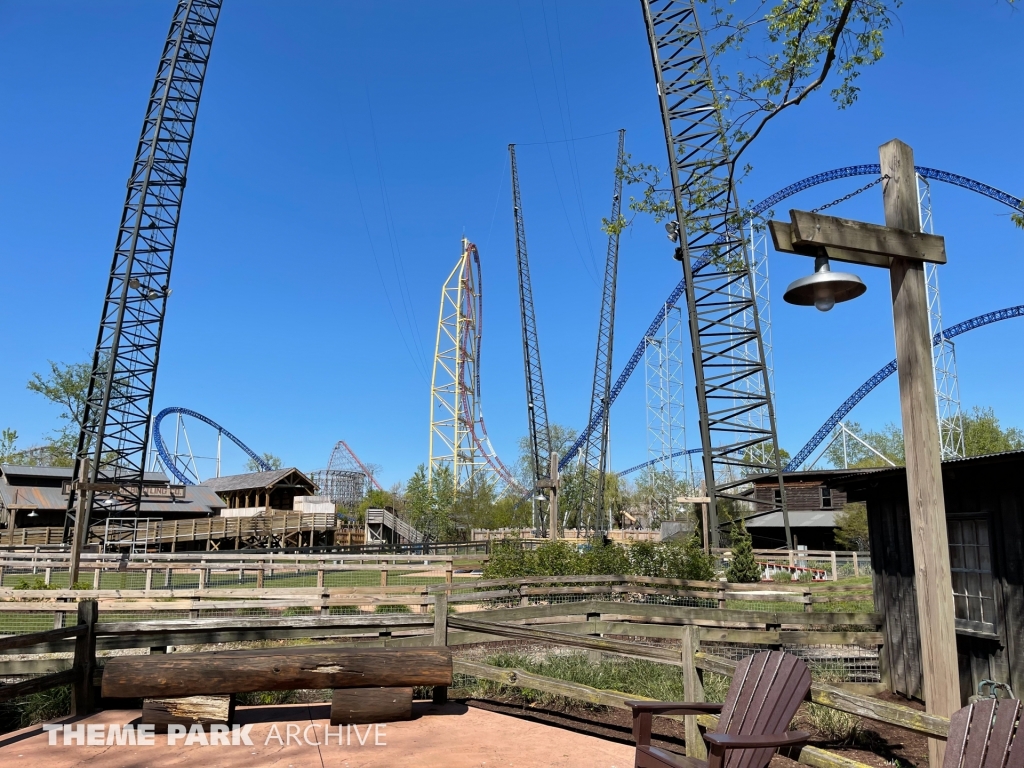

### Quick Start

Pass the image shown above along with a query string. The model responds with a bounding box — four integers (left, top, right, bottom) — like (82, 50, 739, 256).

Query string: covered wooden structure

(838, 450, 1024, 704)
(201, 468, 317, 513)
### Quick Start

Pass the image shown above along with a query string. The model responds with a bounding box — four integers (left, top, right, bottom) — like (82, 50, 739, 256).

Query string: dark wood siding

(751, 481, 849, 512)
(845, 454, 1024, 705)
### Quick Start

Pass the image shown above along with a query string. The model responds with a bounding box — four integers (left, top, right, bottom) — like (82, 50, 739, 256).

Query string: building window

(948, 518, 997, 633)
(773, 488, 782, 505)
(820, 487, 833, 509)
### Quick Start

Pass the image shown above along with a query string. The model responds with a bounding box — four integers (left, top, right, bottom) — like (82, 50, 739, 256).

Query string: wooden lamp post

(769, 139, 959, 767)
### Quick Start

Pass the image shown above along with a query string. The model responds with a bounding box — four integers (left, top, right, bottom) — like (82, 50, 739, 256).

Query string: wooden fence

(0, 591, 938, 768)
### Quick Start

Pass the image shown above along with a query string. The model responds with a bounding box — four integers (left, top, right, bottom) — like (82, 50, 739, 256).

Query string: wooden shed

(837, 450, 1024, 704)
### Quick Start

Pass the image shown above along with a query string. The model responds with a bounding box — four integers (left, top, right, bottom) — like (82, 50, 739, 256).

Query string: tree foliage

(725, 522, 762, 583)
(482, 536, 718, 581)
(246, 452, 283, 472)
(21, 359, 93, 466)
(833, 502, 870, 551)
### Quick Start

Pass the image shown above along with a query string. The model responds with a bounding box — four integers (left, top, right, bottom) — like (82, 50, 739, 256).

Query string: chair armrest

(626, 701, 725, 716)
(704, 731, 810, 750)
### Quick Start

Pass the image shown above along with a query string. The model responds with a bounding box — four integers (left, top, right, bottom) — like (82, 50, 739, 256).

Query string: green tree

(834, 502, 870, 551)
(824, 421, 904, 468)
(962, 406, 1024, 456)
(681, 533, 717, 580)
(726, 522, 762, 583)
(24, 359, 94, 466)
(356, 488, 395, 522)
(0, 429, 19, 464)
(246, 452, 283, 472)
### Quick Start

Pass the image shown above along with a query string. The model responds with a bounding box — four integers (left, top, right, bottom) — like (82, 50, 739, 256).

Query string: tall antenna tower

(428, 239, 494, 494)
(66, 0, 221, 538)
(640, 0, 791, 547)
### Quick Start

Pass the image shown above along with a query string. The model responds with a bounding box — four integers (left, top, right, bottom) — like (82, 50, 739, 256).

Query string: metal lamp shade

(783, 270, 866, 311)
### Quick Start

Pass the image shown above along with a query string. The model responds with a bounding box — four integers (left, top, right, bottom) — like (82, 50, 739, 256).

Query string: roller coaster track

(785, 304, 1024, 471)
(153, 406, 270, 485)
(562, 165, 1024, 474)
(618, 305, 1024, 477)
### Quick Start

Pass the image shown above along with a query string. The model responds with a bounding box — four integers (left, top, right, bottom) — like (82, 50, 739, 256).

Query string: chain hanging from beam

(639, 0, 790, 547)
(65, 0, 222, 540)
(577, 129, 626, 535)
(509, 145, 552, 534)
(918, 176, 965, 459)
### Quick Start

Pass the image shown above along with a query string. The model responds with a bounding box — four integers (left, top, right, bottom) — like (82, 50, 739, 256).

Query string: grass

(0, 685, 71, 734)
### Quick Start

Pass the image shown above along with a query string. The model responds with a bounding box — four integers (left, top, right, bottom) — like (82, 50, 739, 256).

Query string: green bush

(374, 604, 412, 614)
(725, 523, 762, 583)
(483, 536, 720, 581)
(14, 577, 57, 590)
(797, 570, 816, 583)
(771, 570, 793, 583)
(483, 538, 536, 579)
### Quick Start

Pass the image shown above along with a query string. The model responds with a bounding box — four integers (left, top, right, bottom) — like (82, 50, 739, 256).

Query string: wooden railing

(0, 591, 935, 768)
(0, 512, 346, 548)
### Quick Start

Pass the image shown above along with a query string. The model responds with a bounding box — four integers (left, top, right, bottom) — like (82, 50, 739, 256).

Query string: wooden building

(745, 470, 868, 549)
(837, 451, 1024, 704)
(200, 468, 318, 513)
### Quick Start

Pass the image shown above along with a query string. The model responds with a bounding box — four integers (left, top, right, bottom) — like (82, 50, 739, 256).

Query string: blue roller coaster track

(617, 305, 1024, 477)
(785, 305, 1024, 471)
(153, 406, 271, 485)
(563, 165, 1024, 475)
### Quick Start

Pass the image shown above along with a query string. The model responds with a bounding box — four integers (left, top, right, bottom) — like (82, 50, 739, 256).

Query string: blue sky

(1, 1, 1022, 487)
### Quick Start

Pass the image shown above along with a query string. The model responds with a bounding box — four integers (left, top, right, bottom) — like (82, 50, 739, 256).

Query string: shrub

(680, 534, 717, 580)
(805, 702, 861, 744)
(533, 540, 581, 576)
(579, 541, 630, 575)
(482, 538, 536, 579)
(771, 570, 793, 583)
(797, 570, 816, 583)
(725, 523, 762, 583)
(14, 577, 56, 590)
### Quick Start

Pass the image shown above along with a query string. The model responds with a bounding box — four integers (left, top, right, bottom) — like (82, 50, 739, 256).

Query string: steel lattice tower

(509, 145, 552, 532)
(429, 239, 495, 495)
(644, 303, 689, 512)
(640, 0, 790, 547)
(919, 177, 966, 459)
(66, 0, 221, 537)
(578, 130, 626, 534)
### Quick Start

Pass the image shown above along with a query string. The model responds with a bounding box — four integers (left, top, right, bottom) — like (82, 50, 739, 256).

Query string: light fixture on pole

(782, 253, 866, 312)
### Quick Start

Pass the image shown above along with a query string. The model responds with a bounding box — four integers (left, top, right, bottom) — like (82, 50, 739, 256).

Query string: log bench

(101, 646, 452, 728)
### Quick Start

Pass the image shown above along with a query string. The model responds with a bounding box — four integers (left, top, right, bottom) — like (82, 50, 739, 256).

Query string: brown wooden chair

(945, 697, 1023, 768)
(627, 650, 811, 768)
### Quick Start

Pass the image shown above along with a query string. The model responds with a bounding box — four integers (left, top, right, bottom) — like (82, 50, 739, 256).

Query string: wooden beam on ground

(101, 647, 452, 699)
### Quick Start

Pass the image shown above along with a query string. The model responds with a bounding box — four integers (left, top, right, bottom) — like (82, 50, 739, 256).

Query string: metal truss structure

(644, 303, 690, 515)
(311, 440, 382, 510)
(509, 145, 552, 531)
(561, 163, 1023, 476)
(150, 406, 271, 485)
(919, 177, 966, 459)
(577, 130, 626, 534)
(640, 0, 789, 546)
(66, 0, 221, 538)
(429, 239, 498, 497)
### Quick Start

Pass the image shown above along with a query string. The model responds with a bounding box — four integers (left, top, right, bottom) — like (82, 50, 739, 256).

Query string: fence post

(380, 569, 389, 588)
(852, 551, 860, 577)
(432, 591, 448, 705)
(93, 568, 101, 589)
(72, 599, 98, 716)
(144, 568, 154, 592)
(830, 551, 838, 581)
(680, 624, 706, 760)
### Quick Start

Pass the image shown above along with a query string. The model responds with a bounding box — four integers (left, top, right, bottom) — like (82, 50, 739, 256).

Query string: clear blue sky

(1, 1, 1022, 487)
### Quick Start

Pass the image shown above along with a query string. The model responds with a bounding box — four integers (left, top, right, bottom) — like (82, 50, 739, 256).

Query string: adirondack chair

(627, 651, 811, 768)
(945, 697, 1023, 768)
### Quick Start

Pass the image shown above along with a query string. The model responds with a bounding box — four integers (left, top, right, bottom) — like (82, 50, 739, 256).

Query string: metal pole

(548, 452, 559, 541)
(881, 139, 959, 767)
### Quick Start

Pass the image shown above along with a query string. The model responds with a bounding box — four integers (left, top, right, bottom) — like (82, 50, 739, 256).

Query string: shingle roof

(199, 468, 314, 493)
(0, 481, 225, 515)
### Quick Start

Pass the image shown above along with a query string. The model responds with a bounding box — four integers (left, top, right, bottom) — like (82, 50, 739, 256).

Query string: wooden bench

(945, 697, 1022, 768)
(101, 646, 452, 728)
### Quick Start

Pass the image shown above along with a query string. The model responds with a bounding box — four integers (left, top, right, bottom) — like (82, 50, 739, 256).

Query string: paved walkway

(0, 702, 635, 768)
